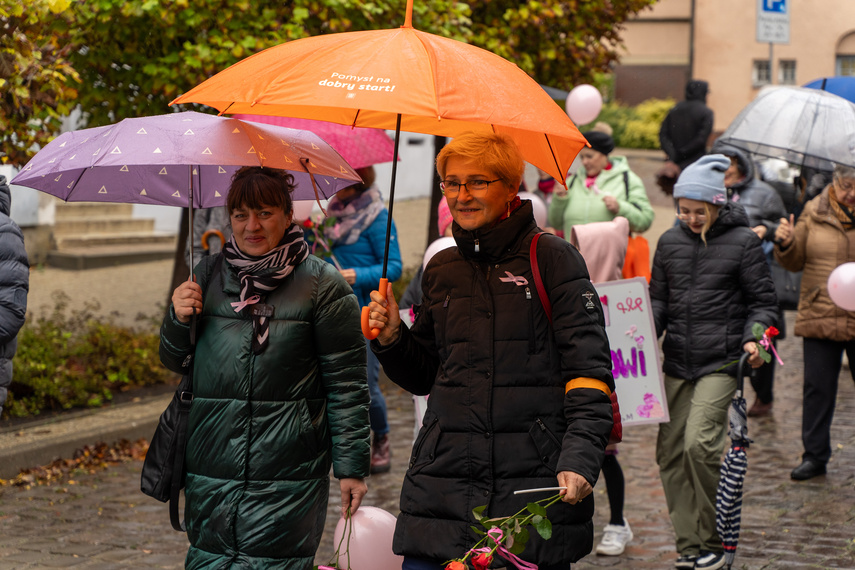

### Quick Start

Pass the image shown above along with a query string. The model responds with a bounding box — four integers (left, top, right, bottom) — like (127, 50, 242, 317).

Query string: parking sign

(757, 0, 790, 44)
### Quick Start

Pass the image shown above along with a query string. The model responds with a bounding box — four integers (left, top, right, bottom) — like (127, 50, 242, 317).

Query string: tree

(0, 0, 80, 166)
(466, 0, 657, 91)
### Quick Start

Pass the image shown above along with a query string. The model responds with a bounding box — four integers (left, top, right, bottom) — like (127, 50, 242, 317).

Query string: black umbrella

(715, 353, 753, 569)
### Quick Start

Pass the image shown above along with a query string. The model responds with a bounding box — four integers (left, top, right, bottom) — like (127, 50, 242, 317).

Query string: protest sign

(594, 277, 668, 427)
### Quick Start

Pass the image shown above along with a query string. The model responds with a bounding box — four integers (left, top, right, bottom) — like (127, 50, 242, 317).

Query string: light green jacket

(548, 155, 655, 235)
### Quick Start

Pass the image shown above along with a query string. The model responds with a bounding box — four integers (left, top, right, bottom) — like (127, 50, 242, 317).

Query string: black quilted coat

(373, 202, 614, 566)
(650, 202, 778, 381)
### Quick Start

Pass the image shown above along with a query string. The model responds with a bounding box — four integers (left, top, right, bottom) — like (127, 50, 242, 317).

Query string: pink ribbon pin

(230, 294, 261, 313)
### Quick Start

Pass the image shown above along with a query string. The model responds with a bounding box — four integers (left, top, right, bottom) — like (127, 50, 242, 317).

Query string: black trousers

(801, 337, 855, 465)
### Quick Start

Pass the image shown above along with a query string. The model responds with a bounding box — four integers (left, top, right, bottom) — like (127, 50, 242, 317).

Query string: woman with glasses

(365, 132, 615, 570)
(650, 155, 777, 570)
(547, 128, 655, 237)
(774, 163, 855, 481)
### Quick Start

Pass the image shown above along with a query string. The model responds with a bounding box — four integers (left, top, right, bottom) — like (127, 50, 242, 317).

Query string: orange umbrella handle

(201, 229, 226, 251)
(361, 278, 388, 340)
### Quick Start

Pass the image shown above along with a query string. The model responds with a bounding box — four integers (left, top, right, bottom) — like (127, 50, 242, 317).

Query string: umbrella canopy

(804, 76, 855, 104)
(716, 86, 855, 171)
(234, 115, 396, 171)
(170, 2, 587, 184)
(715, 353, 752, 570)
(11, 111, 361, 208)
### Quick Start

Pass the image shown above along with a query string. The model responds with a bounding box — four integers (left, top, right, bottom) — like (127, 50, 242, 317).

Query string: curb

(0, 393, 171, 479)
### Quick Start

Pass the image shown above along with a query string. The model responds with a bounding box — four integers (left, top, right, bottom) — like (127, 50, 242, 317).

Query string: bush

(5, 292, 177, 419)
(577, 98, 676, 150)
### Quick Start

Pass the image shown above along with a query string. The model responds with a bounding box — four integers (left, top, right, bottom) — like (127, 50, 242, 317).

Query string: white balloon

(565, 84, 603, 126)
(518, 191, 547, 228)
(292, 200, 314, 222)
(422, 236, 457, 269)
(827, 262, 855, 311)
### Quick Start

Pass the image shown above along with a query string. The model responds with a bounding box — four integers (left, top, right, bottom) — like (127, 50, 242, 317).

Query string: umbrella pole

(188, 166, 194, 277)
(361, 114, 402, 340)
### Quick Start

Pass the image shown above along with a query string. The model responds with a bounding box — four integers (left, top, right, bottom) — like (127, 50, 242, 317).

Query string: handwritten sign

(594, 277, 668, 427)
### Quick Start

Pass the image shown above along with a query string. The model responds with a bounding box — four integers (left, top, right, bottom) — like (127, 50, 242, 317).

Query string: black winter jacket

(711, 143, 787, 239)
(0, 176, 28, 407)
(373, 202, 614, 566)
(650, 203, 778, 381)
(659, 80, 714, 170)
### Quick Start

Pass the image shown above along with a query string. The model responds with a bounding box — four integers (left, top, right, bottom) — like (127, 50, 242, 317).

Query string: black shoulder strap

(623, 171, 629, 200)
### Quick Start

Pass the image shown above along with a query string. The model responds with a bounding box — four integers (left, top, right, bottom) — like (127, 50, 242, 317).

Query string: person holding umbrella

(774, 163, 855, 481)
(650, 155, 777, 570)
(326, 165, 402, 474)
(366, 132, 615, 569)
(161, 166, 370, 568)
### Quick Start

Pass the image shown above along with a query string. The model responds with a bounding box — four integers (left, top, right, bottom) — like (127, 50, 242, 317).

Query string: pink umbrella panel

(234, 115, 397, 171)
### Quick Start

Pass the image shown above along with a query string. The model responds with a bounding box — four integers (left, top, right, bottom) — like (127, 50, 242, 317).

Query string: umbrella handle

(201, 229, 225, 251)
(361, 278, 388, 340)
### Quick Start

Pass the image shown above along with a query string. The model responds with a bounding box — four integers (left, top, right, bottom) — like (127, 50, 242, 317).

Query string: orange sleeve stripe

(565, 377, 612, 396)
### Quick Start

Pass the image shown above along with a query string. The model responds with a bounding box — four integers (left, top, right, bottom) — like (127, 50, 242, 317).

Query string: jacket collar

(452, 201, 537, 263)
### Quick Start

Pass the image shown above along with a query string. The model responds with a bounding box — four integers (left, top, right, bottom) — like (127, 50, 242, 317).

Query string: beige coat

(775, 187, 855, 340)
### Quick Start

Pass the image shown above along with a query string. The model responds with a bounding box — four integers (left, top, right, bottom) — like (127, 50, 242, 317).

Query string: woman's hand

(367, 281, 402, 346)
(751, 225, 768, 239)
(339, 268, 356, 285)
(171, 279, 203, 324)
(743, 341, 764, 368)
(774, 214, 795, 247)
(557, 471, 593, 504)
(339, 477, 368, 517)
(602, 195, 620, 214)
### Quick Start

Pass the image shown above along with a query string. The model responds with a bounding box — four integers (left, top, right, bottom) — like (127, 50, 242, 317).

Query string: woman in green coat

(548, 130, 655, 236)
(161, 167, 370, 569)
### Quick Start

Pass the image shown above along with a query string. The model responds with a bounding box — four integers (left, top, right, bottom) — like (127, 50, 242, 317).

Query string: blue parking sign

(763, 0, 786, 13)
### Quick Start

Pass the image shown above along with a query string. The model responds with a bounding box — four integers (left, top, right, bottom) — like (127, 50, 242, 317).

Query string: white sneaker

(595, 518, 633, 556)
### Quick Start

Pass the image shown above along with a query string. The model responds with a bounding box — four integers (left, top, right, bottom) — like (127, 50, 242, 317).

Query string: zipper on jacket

(474, 238, 480, 253)
(535, 418, 560, 446)
(526, 286, 535, 354)
(686, 239, 700, 379)
(443, 294, 450, 308)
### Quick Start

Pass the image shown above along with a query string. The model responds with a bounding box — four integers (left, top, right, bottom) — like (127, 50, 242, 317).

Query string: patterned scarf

(326, 185, 385, 246)
(223, 223, 309, 354)
(829, 185, 855, 231)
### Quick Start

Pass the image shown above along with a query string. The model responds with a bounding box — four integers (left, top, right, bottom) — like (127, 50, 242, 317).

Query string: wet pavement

(1, 309, 855, 569)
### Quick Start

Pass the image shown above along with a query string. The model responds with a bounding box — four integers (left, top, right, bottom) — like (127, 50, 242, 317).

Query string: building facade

(615, 0, 855, 133)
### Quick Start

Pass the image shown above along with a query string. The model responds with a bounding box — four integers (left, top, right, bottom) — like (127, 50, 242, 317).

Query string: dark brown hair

(226, 167, 295, 214)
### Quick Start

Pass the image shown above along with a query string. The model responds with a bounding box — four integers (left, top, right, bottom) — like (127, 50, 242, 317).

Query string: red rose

(471, 553, 493, 569)
(765, 326, 780, 338)
(445, 562, 467, 570)
(303, 219, 314, 228)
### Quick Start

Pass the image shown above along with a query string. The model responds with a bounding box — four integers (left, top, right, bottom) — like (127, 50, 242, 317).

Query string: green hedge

(577, 98, 676, 150)
(5, 293, 176, 419)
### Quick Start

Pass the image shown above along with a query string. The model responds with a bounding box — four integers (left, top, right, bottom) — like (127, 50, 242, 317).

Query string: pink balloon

(292, 200, 314, 222)
(565, 84, 603, 126)
(332, 506, 403, 570)
(827, 262, 855, 311)
(517, 191, 547, 228)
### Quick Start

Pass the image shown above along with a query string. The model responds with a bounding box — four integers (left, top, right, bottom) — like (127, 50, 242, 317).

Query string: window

(753, 60, 771, 86)
(779, 60, 796, 85)
(837, 55, 855, 76)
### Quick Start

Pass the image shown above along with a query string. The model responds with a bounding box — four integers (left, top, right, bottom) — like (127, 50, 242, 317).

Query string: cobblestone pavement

(6, 150, 855, 568)
(1, 310, 855, 569)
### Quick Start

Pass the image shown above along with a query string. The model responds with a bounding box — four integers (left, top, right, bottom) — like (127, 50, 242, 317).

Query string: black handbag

(140, 318, 196, 532)
(770, 256, 802, 311)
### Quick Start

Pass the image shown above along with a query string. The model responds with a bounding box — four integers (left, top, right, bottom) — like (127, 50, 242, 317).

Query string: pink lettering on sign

(615, 297, 643, 314)
(611, 348, 647, 379)
(599, 295, 610, 326)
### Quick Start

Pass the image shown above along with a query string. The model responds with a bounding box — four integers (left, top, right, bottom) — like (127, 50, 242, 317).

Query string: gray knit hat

(673, 154, 729, 205)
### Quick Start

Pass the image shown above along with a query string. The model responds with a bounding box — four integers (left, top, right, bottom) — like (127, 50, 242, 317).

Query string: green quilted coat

(160, 253, 370, 569)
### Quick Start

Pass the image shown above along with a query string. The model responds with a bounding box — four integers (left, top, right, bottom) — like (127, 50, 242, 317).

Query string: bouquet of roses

(444, 493, 562, 570)
(303, 215, 343, 270)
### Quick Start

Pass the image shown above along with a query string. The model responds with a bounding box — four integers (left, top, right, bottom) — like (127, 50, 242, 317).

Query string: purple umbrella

(11, 111, 361, 208)
(11, 111, 362, 269)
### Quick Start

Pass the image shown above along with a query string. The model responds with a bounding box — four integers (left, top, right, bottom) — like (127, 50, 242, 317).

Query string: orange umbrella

(171, 0, 588, 336)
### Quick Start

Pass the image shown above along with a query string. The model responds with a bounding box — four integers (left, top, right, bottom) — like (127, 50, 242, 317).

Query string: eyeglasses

(836, 179, 855, 195)
(440, 178, 501, 197)
(675, 211, 707, 223)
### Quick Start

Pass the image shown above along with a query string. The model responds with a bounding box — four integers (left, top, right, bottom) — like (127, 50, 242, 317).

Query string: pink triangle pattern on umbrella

(234, 115, 397, 171)
(12, 111, 362, 208)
